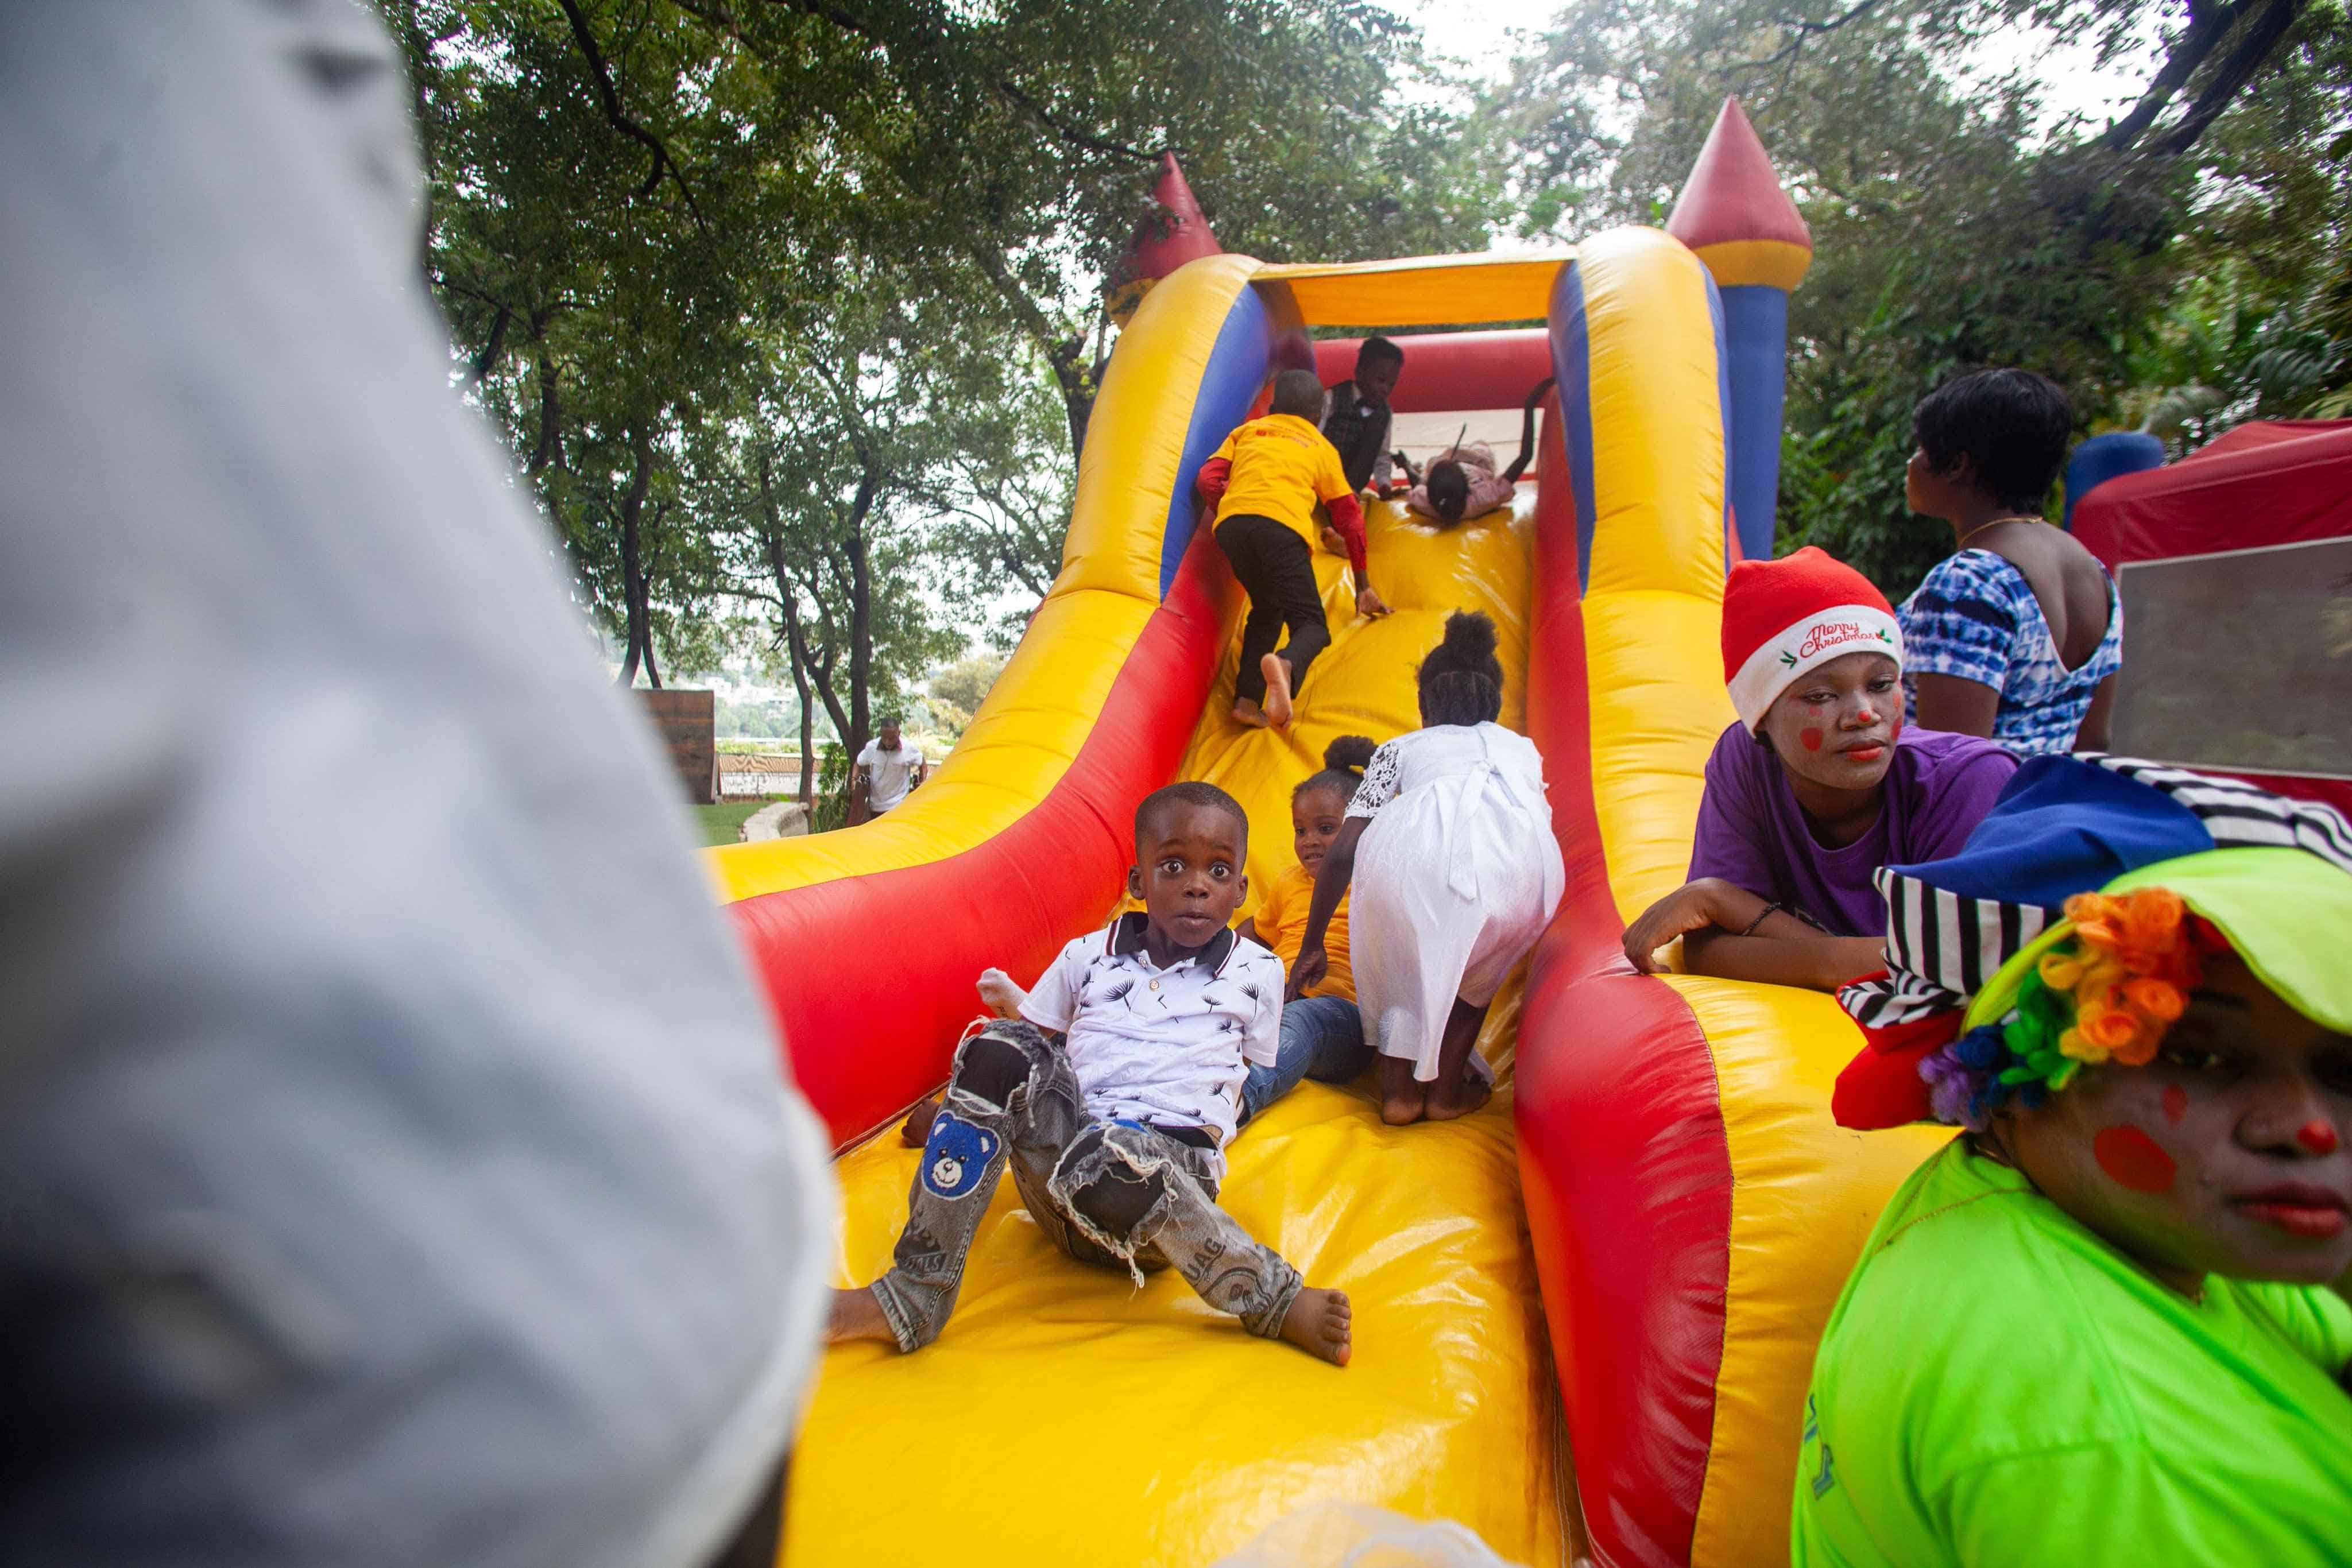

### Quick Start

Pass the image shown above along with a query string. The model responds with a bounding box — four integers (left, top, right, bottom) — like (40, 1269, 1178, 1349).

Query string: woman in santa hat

(1624, 547, 2017, 990)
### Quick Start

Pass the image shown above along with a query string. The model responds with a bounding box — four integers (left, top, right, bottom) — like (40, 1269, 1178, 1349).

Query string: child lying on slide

(1232, 737, 1380, 1125)
(1623, 547, 2016, 992)
(831, 782, 1352, 1364)
(1402, 376, 1552, 528)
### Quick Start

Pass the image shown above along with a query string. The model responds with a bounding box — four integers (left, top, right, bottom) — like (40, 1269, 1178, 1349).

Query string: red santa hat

(1721, 547, 1904, 732)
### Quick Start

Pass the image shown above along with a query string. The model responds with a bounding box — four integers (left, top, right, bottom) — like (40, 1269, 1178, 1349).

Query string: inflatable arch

(714, 106, 1947, 1568)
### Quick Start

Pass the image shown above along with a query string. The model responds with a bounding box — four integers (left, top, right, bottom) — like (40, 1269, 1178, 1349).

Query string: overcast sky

(1383, 0, 2160, 134)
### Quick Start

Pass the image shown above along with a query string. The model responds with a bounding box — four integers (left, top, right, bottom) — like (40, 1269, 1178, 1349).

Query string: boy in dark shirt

(1320, 336, 1404, 498)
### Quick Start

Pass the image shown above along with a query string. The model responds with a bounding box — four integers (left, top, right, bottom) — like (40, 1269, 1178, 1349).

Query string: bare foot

(1278, 1286, 1352, 1365)
(826, 1287, 898, 1346)
(1378, 1055, 1426, 1125)
(1231, 698, 1268, 729)
(1423, 1068, 1492, 1122)
(1380, 1079, 1427, 1125)
(898, 1093, 942, 1147)
(1259, 652, 1294, 729)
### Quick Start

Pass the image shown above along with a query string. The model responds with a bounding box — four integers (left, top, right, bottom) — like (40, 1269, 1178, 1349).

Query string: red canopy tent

(2073, 419, 2352, 571)
(2073, 419, 2352, 816)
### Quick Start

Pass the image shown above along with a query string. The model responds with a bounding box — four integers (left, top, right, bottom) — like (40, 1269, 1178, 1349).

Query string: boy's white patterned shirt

(1019, 913, 1283, 1170)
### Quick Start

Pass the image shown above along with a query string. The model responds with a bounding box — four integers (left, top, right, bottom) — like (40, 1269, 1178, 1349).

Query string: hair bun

(1438, 611, 1498, 667)
(1323, 734, 1377, 775)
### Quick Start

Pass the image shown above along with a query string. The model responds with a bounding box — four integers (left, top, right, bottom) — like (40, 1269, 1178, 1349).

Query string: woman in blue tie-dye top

(1896, 369, 2123, 756)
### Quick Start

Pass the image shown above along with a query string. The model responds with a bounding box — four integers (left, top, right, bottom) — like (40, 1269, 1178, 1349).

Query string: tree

(389, 0, 1506, 677)
(690, 286, 970, 800)
(930, 652, 1008, 719)
(2124, 6, 2352, 442)
(390, 0, 804, 682)
(662, 0, 1504, 456)
(917, 355, 1074, 643)
(1490, 0, 2331, 594)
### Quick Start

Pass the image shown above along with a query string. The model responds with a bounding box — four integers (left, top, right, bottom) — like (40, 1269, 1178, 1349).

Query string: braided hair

(1417, 611, 1504, 727)
(1294, 734, 1376, 808)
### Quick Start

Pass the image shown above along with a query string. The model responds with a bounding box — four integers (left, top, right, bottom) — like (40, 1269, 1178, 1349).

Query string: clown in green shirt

(1798, 756, 2352, 1567)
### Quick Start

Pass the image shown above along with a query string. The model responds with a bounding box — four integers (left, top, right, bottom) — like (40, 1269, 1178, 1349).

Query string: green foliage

(2123, 6, 2352, 445)
(385, 0, 1503, 699)
(716, 697, 799, 739)
(929, 653, 1009, 721)
(810, 742, 852, 834)
(1489, 0, 2332, 597)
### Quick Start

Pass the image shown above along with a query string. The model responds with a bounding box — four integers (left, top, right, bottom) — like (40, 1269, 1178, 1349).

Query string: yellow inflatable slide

(715, 110, 1944, 1568)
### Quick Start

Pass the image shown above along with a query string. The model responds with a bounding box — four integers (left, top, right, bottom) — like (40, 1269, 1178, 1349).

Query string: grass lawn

(693, 800, 769, 847)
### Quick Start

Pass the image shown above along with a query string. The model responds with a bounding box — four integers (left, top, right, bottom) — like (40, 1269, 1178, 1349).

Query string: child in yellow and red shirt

(1197, 370, 1391, 730)
(1233, 737, 1378, 1126)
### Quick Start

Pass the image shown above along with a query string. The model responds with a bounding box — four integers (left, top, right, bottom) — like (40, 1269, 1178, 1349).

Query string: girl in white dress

(1290, 614, 1565, 1124)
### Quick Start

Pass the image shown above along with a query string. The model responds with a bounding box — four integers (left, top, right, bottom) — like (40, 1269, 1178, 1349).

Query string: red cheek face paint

(2161, 1085, 2188, 1125)
(2297, 1120, 2341, 1156)
(1800, 728, 1825, 753)
(2094, 1125, 2178, 1195)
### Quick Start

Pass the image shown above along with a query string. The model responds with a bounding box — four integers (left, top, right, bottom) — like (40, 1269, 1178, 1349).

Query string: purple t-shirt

(1687, 723, 2020, 937)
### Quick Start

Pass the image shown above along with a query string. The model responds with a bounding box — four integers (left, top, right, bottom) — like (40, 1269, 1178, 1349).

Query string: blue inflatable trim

(1158, 286, 1275, 596)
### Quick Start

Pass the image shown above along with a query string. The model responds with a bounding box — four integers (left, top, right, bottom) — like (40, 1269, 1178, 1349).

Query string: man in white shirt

(850, 715, 924, 823)
(823, 783, 1353, 1365)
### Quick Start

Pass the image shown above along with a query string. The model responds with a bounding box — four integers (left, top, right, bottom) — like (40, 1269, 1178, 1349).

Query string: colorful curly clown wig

(1833, 756, 2352, 1132)
(1918, 886, 2227, 1129)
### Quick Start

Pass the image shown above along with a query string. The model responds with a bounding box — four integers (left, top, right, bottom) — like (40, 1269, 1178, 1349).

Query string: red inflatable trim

(729, 530, 1237, 1148)
(2074, 419, 2352, 573)
(1313, 329, 1554, 415)
(1664, 97, 1811, 254)
(1517, 390, 1733, 1568)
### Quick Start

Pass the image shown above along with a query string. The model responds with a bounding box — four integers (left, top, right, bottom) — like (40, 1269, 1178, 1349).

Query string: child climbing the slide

(1290, 614, 1565, 1125)
(1622, 547, 2017, 992)
(830, 782, 1352, 1364)
(1232, 737, 1380, 1125)
(1197, 369, 1391, 731)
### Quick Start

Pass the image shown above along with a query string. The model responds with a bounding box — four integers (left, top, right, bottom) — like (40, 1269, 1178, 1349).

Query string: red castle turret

(1666, 96, 1812, 292)
(1105, 153, 1223, 325)
(1668, 97, 1813, 564)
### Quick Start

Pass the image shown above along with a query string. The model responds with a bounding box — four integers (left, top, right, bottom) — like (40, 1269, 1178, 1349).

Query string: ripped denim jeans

(866, 1020, 1305, 1353)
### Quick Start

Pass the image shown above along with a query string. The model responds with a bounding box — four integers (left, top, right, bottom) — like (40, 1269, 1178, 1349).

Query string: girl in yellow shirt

(1235, 737, 1378, 1126)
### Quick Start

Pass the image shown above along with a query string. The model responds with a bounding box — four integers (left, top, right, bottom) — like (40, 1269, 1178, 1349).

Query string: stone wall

(637, 689, 718, 804)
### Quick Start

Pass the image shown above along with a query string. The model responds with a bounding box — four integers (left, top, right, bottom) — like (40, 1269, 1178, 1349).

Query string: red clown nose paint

(2161, 1085, 2188, 1125)
(2094, 1126, 2178, 1195)
(2296, 1120, 2341, 1156)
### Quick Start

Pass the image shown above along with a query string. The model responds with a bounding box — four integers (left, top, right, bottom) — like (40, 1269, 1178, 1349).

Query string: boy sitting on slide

(830, 782, 1353, 1365)
(1198, 369, 1391, 730)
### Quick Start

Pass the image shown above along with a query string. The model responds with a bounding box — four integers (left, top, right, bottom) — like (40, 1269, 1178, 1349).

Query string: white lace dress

(1344, 722, 1565, 1081)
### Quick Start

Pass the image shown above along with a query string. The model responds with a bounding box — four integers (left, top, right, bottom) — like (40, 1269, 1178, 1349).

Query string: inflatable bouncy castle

(712, 100, 1947, 1567)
